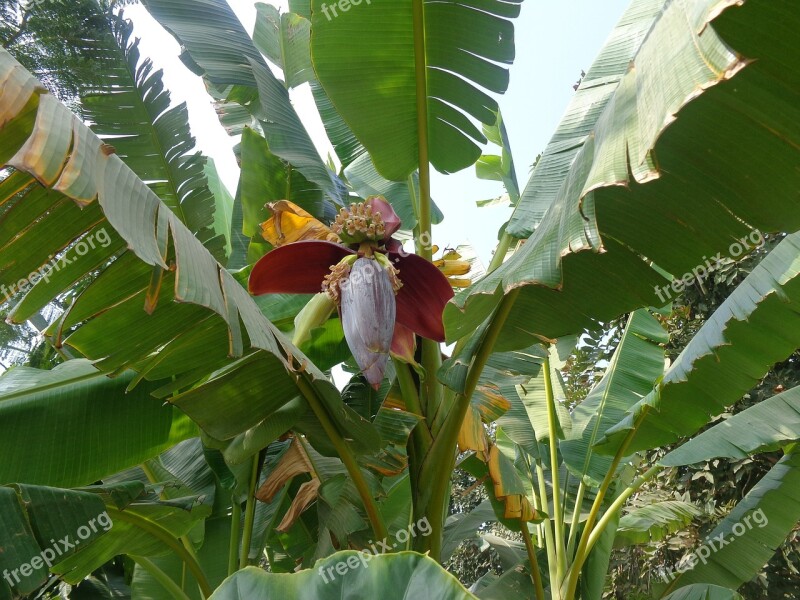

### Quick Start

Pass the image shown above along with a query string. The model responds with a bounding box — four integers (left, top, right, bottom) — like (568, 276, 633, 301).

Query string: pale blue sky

(128, 0, 631, 264)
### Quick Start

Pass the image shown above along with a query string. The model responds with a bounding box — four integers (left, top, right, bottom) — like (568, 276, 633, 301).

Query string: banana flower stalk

(249, 197, 453, 388)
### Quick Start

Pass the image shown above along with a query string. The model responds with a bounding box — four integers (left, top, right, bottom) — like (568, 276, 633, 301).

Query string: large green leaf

(80, 18, 222, 248)
(614, 500, 702, 548)
(0, 484, 110, 599)
(5, 13, 228, 325)
(446, 0, 800, 351)
(251, 3, 368, 170)
(131, 516, 231, 600)
(661, 585, 743, 600)
(360, 405, 421, 478)
(171, 353, 382, 455)
(311, 77, 365, 169)
(0, 481, 209, 598)
(218, 398, 307, 467)
(238, 126, 329, 241)
(52, 493, 211, 586)
(208, 554, 476, 599)
(662, 385, 800, 467)
(246, 56, 345, 203)
(263, 27, 442, 229)
(481, 534, 529, 573)
(596, 233, 800, 456)
(0, 360, 195, 488)
(252, 3, 313, 89)
(310, 0, 522, 180)
(0, 50, 376, 462)
(140, 0, 343, 204)
(0, 43, 275, 380)
(561, 309, 667, 486)
(129, 440, 243, 599)
(448, 341, 549, 458)
(661, 449, 800, 594)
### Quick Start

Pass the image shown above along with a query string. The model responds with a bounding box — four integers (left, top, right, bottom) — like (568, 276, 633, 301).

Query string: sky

(125, 0, 632, 265)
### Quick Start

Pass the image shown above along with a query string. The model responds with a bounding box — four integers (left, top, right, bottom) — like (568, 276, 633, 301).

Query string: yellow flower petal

(261, 200, 339, 246)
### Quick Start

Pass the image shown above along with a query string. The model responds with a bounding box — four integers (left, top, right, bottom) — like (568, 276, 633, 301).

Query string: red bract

(249, 241, 352, 295)
(366, 196, 401, 239)
(249, 198, 453, 387)
(249, 240, 453, 341)
(390, 323, 416, 364)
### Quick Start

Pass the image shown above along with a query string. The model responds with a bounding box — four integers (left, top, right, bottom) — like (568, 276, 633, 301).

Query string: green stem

(461, 291, 520, 411)
(239, 453, 260, 569)
(406, 175, 421, 225)
(566, 480, 586, 562)
(132, 556, 193, 600)
(140, 462, 161, 491)
(450, 233, 518, 359)
(421, 341, 443, 430)
(262, 483, 291, 569)
(411, 0, 431, 263)
(295, 375, 388, 540)
(585, 465, 661, 555)
(543, 356, 567, 585)
(535, 460, 559, 596)
(528, 465, 543, 547)
(140, 462, 201, 593)
(409, 0, 445, 433)
(228, 499, 242, 576)
(521, 451, 545, 555)
(520, 522, 546, 600)
(487, 230, 513, 273)
(106, 507, 212, 599)
(395, 359, 433, 456)
(416, 289, 520, 560)
(562, 409, 649, 600)
(395, 361, 424, 421)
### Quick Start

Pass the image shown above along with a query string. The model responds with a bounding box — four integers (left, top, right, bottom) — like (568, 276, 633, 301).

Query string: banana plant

(1, 0, 800, 598)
